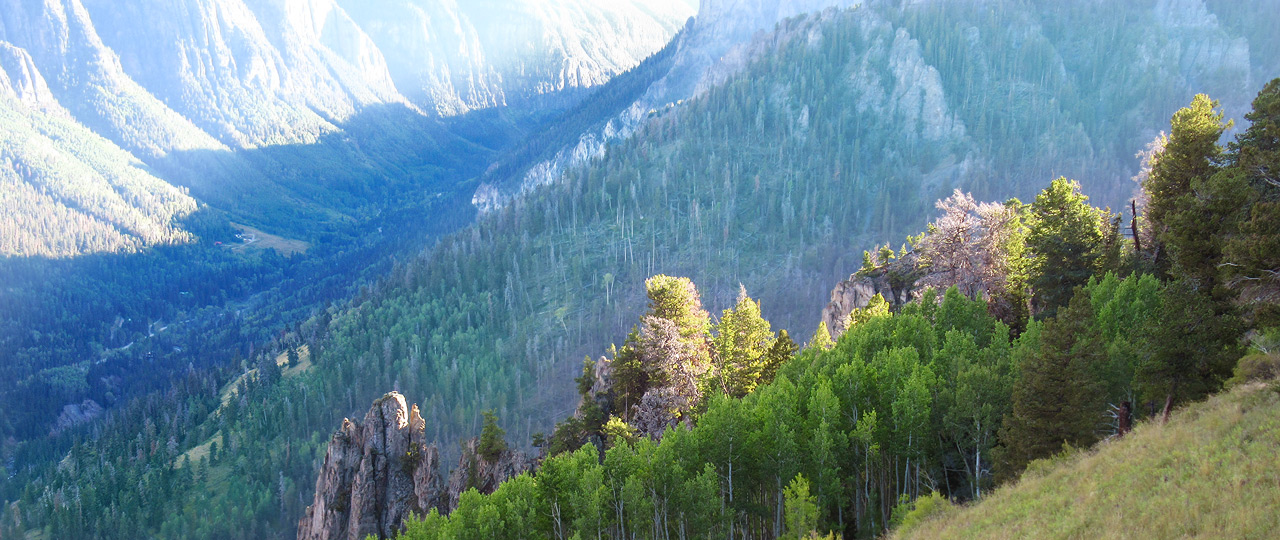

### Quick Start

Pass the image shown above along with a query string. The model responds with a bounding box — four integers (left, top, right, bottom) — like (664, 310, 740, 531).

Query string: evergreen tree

(759, 330, 798, 387)
(1223, 78, 1280, 326)
(643, 275, 712, 341)
(1144, 94, 1230, 283)
(609, 331, 648, 419)
(1026, 178, 1106, 318)
(1137, 280, 1243, 422)
(999, 288, 1105, 476)
(478, 410, 508, 461)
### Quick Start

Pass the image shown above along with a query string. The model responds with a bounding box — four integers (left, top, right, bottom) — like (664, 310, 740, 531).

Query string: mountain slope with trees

(0, 0, 688, 455)
(379, 77, 1278, 539)
(3, 2, 1278, 539)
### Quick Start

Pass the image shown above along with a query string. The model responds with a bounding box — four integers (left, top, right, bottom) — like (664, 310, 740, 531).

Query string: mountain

(475, 0, 1278, 212)
(893, 380, 1280, 539)
(338, 0, 696, 116)
(473, 0, 871, 211)
(3, 1, 1278, 539)
(0, 0, 691, 508)
(0, 0, 695, 257)
(0, 41, 198, 257)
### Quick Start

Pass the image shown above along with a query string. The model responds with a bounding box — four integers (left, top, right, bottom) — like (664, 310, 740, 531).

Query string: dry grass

(227, 222, 309, 256)
(896, 382, 1280, 540)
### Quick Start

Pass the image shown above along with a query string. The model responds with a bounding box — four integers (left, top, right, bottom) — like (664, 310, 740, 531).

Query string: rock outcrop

(298, 392, 444, 540)
(443, 437, 533, 511)
(820, 270, 922, 339)
(50, 399, 105, 435)
(299, 392, 533, 540)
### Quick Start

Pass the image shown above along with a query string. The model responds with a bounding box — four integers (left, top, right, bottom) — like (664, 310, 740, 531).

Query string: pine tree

(1137, 280, 1243, 422)
(999, 288, 1105, 477)
(1144, 94, 1230, 285)
(759, 330, 798, 387)
(479, 410, 508, 461)
(610, 330, 647, 419)
(1223, 78, 1280, 326)
(1026, 178, 1106, 318)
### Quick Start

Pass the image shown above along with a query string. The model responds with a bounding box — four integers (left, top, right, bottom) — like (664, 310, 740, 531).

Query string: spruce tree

(999, 288, 1105, 477)
(1223, 78, 1280, 326)
(1144, 94, 1230, 285)
(478, 410, 508, 461)
(1137, 280, 1243, 422)
(1026, 178, 1106, 318)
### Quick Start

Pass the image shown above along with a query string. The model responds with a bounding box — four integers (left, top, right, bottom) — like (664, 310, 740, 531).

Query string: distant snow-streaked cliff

(0, 0, 692, 256)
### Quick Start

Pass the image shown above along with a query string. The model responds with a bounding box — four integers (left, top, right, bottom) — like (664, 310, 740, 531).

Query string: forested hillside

(0, 0, 687, 453)
(381, 76, 1279, 539)
(2, 1, 1278, 539)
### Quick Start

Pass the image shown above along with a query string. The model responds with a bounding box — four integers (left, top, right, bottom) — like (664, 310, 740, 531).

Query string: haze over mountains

(476, 0, 1280, 212)
(0, 0, 694, 256)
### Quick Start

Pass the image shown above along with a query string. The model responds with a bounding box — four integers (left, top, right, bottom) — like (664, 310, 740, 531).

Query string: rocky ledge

(298, 392, 531, 540)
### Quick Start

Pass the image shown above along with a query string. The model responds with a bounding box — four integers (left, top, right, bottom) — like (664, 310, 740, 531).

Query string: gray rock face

(299, 392, 533, 540)
(0, 0, 688, 151)
(50, 399, 104, 435)
(0, 41, 62, 113)
(298, 392, 444, 540)
(820, 271, 915, 339)
(339, 0, 694, 116)
(442, 437, 532, 512)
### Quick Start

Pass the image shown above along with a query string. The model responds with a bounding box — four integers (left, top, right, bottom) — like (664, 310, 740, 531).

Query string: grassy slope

(896, 382, 1280, 539)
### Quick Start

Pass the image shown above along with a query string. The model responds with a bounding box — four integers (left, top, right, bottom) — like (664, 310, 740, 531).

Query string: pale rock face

(298, 392, 532, 540)
(0, 0, 691, 148)
(298, 392, 445, 540)
(78, 0, 377, 147)
(0, 0, 226, 157)
(0, 41, 62, 113)
(338, 0, 694, 115)
(820, 272, 907, 339)
(336, 0, 500, 116)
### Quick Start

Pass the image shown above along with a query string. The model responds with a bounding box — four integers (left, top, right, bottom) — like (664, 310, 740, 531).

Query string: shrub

(1227, 354, 1280, 387)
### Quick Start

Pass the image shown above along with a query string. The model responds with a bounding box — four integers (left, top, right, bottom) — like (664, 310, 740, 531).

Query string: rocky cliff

(298, 392, 444, 540)
(298, 392, 532, 540)
(477, 0, 1269, 216)
(442, 437, 533, 512)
